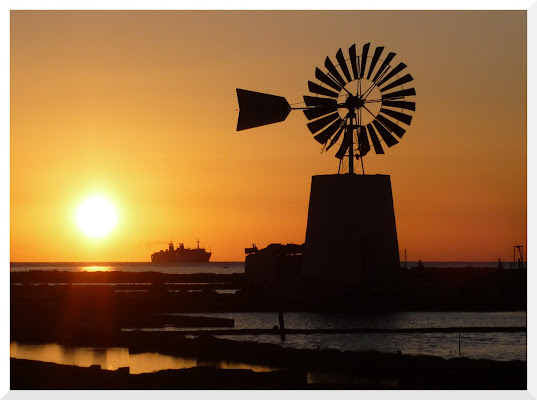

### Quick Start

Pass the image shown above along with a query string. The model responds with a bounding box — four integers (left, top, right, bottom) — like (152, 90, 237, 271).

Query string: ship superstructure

(151, 240, 211, 263)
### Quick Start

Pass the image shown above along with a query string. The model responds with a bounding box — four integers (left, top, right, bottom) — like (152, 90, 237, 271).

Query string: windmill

(237, 43, 416, 174)
(236, 43, 416, 286)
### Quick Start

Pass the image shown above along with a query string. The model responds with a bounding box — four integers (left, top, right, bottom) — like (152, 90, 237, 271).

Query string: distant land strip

(127, 326, 526, 335)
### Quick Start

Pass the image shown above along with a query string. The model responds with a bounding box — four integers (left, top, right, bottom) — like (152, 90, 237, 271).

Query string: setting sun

(75, 196, 118, 238)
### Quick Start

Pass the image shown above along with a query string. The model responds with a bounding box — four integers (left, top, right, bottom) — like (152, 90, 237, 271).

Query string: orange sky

(10, 10, 526, 262)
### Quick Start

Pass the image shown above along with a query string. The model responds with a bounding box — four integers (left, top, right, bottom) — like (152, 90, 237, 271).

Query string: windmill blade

(380, 74, 414, 92)
(376, 114, 406, 138)
(308, 81, 339, 98)
(335, 130, 352, 159)
(379, 108, 413, 125)
(372, 119, 399, 146)
(382, 88, 416, 100)
(326, 125, 345, 151)
(376, 62, 407, 87)
(303, 104, 338, 120)
(360, 43, 370, 78)
(314, 119, 344, 144)
(336, 48, 352, 83)
(357, 126, 370, 156)
(367, 46, 384, 79)
(303, 96, 338, 107)
(382, 100, 416, 111)
(324, 56, 347, 88)
(349, 44, 359, 80)
(370, 63, 390, 88)
(307, 112, 340, 134)
(315, 68, 342, 91)
(366, 123, 385, 154)
(236, 88, 292, 131)
(372, 52, 396, 83)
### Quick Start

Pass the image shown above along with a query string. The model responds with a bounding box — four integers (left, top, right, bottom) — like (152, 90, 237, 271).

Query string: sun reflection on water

(79, 265, 116, 272)
(10, 342, 276, 374)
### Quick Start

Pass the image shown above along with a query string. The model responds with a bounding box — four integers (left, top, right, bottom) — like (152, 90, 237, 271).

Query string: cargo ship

(151, 240, 211, 263)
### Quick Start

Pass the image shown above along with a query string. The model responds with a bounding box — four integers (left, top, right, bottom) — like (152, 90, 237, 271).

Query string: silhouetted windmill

(236, 43, 417, 287)
(237, 43, 416, 174)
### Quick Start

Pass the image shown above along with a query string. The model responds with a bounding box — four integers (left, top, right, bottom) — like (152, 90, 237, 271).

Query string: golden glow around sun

(76, 196, 118, 238)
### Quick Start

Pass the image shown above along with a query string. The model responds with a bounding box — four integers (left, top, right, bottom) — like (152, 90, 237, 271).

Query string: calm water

(9, 342, 275, 374)
(9, 342, 376, 385)
(153, 311, 527, 362)
(10, 261, 245, 274)
(9, 260, 527, 275)
(10, 311, 526, 374)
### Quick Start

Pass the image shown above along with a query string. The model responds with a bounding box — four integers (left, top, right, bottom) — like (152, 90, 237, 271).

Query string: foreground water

(8, 342, 392, 384)
(9, 342, 275, 374)
(10, 311, 525, 370)
(155, 311, 527, 362)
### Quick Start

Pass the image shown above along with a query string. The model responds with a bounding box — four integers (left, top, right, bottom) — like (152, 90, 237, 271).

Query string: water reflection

(173, 311, 526, 330)
(10, 262, 244, 275)
(79, 265, 116, 272)
(218, 331, 526, 362)
(10, 342, 275, 374)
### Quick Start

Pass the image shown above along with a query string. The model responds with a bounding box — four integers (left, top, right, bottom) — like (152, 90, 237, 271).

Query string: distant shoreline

(9, 260, 513, 263)
(10, 260, 245, 264)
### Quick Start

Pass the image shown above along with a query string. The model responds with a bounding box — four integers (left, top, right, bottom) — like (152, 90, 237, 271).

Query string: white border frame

(3, 2, 534, 399)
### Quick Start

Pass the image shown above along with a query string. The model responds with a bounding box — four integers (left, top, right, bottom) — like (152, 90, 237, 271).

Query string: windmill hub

(336, 79, 383, 128)
(342, 95, 365, 110)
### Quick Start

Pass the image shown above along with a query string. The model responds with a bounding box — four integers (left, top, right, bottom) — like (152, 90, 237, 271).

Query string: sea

(10, 261, 245, 274)
(9, 260, 527, 274)
(10, 261, 527, 372)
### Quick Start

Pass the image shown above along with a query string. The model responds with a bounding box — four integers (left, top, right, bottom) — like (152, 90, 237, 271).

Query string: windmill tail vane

(236, 43, 416, 174)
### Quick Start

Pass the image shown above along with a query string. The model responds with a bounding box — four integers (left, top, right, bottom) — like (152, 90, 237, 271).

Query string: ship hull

(151, 252, 211, 263)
